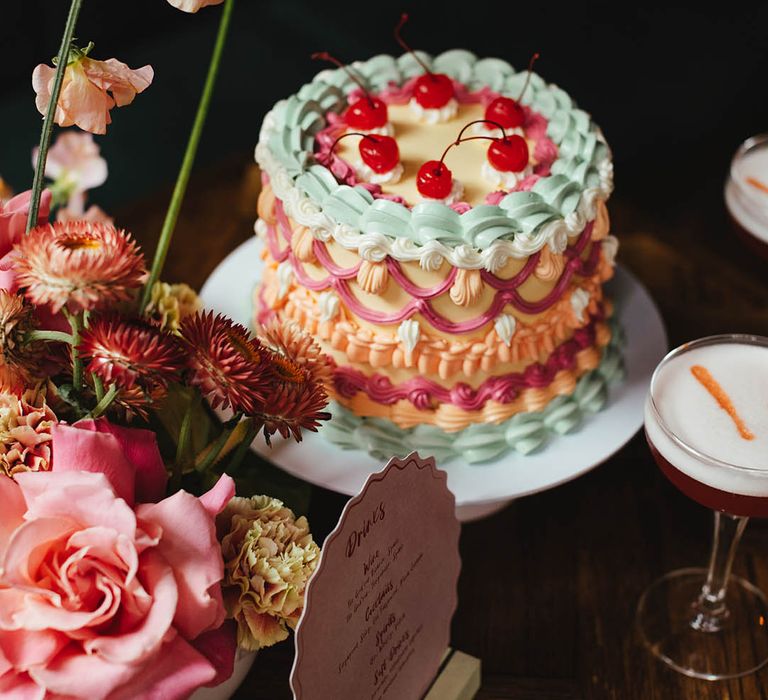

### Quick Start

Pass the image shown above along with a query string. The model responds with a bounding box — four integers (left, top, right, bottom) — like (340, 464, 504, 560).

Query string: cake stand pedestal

(201, 238, 667, 522)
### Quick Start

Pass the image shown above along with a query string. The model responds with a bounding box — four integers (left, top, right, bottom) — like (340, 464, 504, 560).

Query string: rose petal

(51, 424, 137, 505)
(68, 419, 168, 504)
(28, 642, 138, 699)
(199, 473, 236, 518)
(0, 629, 67, 671)
(14, 471, 136, 538)
(1, 517, 74, 589)
(84, 550, 177, 664)
(190, 620, 237, 687)
(0, 670, 45, 700)
(137, 491, 225, 639)
(0, 477, 26, 560)
(0, 189, 51, 259)
(108, 634, 217, 700)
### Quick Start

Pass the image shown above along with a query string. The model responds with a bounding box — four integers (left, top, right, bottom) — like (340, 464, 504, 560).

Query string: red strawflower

(113, 383, 168, 421)
(14, 220, 146, 312)
(259, 350, 330, 444)
(181, 311, 271, 414)
(79, 315, 184, 391)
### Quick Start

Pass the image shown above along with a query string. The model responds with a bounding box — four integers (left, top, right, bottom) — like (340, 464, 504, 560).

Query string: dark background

(2, 1, 767, 216)
(3, 6, 768, 698)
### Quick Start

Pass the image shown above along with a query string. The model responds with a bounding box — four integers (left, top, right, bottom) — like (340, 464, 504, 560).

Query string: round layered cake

(253, 50, 623, 463)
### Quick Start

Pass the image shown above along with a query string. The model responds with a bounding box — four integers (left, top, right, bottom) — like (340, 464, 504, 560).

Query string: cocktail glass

(725, 133, 768, 260)
(637, 334, 768, 679)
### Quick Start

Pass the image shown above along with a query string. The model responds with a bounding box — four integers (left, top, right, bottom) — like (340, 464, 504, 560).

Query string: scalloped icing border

(255, 50, 613, 266)
(255, 246, 613, 379)
(318, 320, 626, 464)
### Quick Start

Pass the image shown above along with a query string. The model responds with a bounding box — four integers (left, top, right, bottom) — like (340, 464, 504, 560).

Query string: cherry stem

(517, 52, 540, 103)
(327, 131, 380, 157)
(311, 51, 375, 109)
(394, 13, 434, 78)
(434, 120, 509, 174)
(455, 119, 508, 143)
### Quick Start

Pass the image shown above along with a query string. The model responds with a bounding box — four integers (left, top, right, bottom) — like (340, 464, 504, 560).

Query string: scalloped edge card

(290, 452, 462, 700)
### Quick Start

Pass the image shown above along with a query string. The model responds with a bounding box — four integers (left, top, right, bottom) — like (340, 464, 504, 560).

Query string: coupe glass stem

(691, 512, 749, 632)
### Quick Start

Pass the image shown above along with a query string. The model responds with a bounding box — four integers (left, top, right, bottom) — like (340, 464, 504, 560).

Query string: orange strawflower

(14, 220, 146, 313)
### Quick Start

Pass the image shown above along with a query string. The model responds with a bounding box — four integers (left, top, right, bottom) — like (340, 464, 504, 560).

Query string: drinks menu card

(290, 452, 462, 700)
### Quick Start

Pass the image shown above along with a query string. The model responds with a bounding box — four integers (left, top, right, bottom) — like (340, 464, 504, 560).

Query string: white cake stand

(200, 238, 667, 521)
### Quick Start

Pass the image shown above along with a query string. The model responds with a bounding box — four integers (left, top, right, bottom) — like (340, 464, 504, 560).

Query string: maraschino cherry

(487, 134, 529, 172)
(483, 53, 540, 130)
(312, 51, 388, 131)
(417, 160, 454, 199)
(416, 121, 529, 198)
(416, 127, 475, 199)
(328, 132, 400, 174)
(394, 13, 455, 110)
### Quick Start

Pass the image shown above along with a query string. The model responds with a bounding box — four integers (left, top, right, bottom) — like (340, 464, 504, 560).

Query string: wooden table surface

(119, 155, 768, 700)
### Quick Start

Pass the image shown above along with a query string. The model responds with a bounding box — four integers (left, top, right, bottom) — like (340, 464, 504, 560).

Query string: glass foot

(637, 567, 768, 680)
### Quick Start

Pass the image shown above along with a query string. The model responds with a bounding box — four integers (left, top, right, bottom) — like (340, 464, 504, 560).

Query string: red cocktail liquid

(647, 431, 768, 518)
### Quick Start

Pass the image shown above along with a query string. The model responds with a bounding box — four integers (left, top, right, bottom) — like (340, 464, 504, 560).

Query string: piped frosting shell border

(255, 50, 613, 268)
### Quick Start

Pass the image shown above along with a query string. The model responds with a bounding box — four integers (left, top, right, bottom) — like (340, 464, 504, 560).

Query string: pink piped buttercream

(275, 200, 598, 332)
(332, 310, 603, 411)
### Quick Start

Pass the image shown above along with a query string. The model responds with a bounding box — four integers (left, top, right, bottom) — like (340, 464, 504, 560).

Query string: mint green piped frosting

(319, 321, 626, 465)
(257, 51, 613, 253)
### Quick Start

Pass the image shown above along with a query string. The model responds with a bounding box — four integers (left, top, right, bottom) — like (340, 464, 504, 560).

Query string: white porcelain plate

(201, 237, 667, 521)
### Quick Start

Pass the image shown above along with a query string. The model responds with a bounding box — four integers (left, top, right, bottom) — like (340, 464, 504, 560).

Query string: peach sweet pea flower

(56, 203, 114, 224)
(34, 130, 107, 212)
(0, 419, 237, 699)
(33, 51, 153, 135)
(167, 0, 224, 12)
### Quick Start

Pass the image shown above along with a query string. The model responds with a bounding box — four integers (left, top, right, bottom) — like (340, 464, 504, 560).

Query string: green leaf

(154, 384, 212, 455)
(233, 449, 313, 517)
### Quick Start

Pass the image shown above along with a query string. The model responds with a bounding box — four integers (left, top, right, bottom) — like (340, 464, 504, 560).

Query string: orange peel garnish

(690, 364, 755, 441)
(746, 176, 768, 194)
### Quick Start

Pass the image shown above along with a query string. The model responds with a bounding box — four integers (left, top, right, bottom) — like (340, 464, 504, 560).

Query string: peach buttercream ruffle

(328, 321, 612, 431)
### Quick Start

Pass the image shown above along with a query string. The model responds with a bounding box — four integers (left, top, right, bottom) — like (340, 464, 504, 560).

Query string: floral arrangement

(0, 1, 329, 698)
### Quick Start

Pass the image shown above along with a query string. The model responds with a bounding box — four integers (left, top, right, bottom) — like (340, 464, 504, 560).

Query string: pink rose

(0, 419, 237, 699)
(0, 189, 52, 293)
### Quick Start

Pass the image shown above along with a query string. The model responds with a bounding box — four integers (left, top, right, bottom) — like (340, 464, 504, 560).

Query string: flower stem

(195, 413, 242, 473)
(226, 418, 259, 475)
(90, 383, 118, 419)
(26, 0, 84, 233)
(92, 372, 104, 402)
(139, 0, 235, 311)
(172, 390, 201, 491)
(63, 309, 84, 391)
(27, 330, 74, 344)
